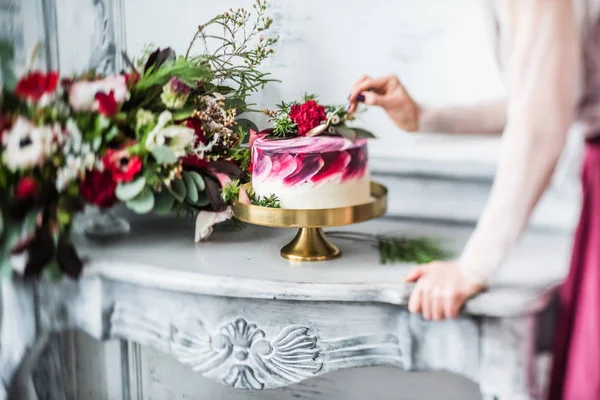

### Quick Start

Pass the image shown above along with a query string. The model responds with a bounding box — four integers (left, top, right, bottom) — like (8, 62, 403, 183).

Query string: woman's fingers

(420, 282, 432, 320)
(431, 290, 444, 321)
(403, 266, 426, 283)
(408, 282, 423, 314)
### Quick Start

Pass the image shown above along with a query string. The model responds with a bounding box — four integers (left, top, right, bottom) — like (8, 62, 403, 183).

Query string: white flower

(195, 208, 233, 242)
(326, 112, 334, 119)
(69, 75, 129, 111)
(145, 111, 195, 157)
(65, 118, 82, 153)
(331, 115, 341, 125)
(2, 117, 54, 171)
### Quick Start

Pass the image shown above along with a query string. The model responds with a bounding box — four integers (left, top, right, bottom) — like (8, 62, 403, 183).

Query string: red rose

(80, 169, 117, 209)
(15, 177, 38, 200)
(288, 100, 326, 136)
(102, 147, 142, 183)
(15, 71, 59, 102)
(95, 91, 118, 117)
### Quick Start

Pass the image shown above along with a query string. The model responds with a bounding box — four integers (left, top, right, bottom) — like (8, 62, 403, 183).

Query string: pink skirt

(549, 139, 600, 399)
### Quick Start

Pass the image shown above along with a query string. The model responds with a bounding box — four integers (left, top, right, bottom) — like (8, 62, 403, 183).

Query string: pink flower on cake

(288, 100, 326, 136)
(69, 75, 129, 111)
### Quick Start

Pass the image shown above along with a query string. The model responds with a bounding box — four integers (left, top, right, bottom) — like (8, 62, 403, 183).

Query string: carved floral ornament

(170, 318, 323, 390)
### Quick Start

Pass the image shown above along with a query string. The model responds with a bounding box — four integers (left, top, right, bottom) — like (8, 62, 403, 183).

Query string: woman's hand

(404, 261, 486, 320)
(348, 75, 420, 131)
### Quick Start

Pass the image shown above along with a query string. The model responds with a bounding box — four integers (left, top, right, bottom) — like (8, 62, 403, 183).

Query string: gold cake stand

(232, 182, 388, 262)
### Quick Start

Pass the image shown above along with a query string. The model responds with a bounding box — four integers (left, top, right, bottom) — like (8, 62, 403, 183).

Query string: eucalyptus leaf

(92, 136, 102, 152)
(168, 178, 187, 203)
(195, 191, 210, 207)
(352, 127, 376, 139)
(153, 188, 175, 215)
(95, 115, 110, 133)
(105, 126, 119, 141)
(182, 171, 198, 203)
(151, 145, 178, 164)
(187, 171, 205, 191)
(172, 108, 195, 120)
(126, 187, 155, 214)
(116, 176, 146, 201)
(43, 261, 63, 281)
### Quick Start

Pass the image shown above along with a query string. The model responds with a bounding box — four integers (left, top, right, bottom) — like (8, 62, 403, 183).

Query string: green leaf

(92, 136, 102, 152)
(126, 187, 155, 214)
(151, 146, 178, 164)
(172, 107, 195, 120)
(352, 127, 376, 139)
(105, 126, 119, 141)
(153, 188, 175, 215)
(167, 178, 187, 203)
(187, 171, 205, 191)
(182, 171, 198, 203)
(43, 261, 63, 281)
(224, 98, 246, 115)
(116, 176, 146, 201)
(195, 191, 210, 207)
(335, 126, 357, 141)
(235, 118, 258, 134)
(95, 115, 111, 132)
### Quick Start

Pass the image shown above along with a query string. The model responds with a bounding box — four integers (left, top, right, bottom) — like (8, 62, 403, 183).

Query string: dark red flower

(95, 91, 119, 117)
(15, 71, 59, 102)
(80, 169, 117, 209)
(102, 147, 142, 183)
(15, 177, 38, 200)
(186, 118, 207, 145)
(288, 100, 326, 136)
(182, 155, 209, 170)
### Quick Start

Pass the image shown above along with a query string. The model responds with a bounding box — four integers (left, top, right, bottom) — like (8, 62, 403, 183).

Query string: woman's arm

(458, 0, 580, 283)
(404, 0, 580, 320)
(419, 99, 506, 135)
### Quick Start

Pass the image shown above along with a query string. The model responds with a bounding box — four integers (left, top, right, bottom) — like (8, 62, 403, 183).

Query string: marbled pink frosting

(252, 136, 368, 187)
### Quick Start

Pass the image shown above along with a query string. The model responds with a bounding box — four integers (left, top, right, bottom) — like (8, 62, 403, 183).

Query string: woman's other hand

(348, 75, 420, 131)
(403, 261, 486, 320)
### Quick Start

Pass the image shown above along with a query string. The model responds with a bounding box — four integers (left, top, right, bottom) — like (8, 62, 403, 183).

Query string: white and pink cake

(251, 136, 370, 209)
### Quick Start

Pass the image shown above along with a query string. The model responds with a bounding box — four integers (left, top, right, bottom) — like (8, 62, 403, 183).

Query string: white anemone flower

(145, 111, 195, 158)
(2, 117, 54, 171)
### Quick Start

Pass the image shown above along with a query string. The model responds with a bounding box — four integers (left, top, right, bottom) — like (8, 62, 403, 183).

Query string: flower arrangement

(262, 94, 375, 140)
(0, 1, 277, 279)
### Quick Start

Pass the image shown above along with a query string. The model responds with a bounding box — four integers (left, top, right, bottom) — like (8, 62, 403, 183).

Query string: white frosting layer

(253, 172, 371, 209)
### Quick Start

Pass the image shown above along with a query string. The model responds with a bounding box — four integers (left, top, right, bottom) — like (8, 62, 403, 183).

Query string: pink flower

(95, 91, 119, 116)
(15, 71, 59, 103)
(69, 75, 129, 111)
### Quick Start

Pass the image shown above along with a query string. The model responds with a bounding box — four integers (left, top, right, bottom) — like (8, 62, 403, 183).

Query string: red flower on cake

(102, 147, 142, 183)
(288, 100, 326, 136)
(95, 91, 119, 117)
(80, 169, 117, 209)
(15, 176, 38, 200)
(15, 71, 59, 103)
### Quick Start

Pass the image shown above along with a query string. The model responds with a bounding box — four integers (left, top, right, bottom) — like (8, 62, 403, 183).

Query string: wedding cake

(251, 136, 370, 209)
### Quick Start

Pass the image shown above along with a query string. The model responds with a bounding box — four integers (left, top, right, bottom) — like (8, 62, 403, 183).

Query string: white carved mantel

(0, 211, 570, 400)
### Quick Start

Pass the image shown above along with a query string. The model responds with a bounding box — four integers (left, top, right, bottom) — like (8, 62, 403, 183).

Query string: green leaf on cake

(334, 126, 357, 141)
(153, 188, 175, 215)
(116, 176, 146, 201)
(168, 178, 187, 203)
(352, 127, 376, 139)
(182, 171, 198, 203)
(126, 187, 155, 214)
(151, 145, 178, 164)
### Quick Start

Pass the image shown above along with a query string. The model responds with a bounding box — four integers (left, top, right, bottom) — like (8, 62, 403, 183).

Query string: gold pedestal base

(281, 228, 341, 262)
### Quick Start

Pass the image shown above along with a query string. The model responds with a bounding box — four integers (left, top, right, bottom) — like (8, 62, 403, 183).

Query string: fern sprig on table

(326, 231, 452, 265)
